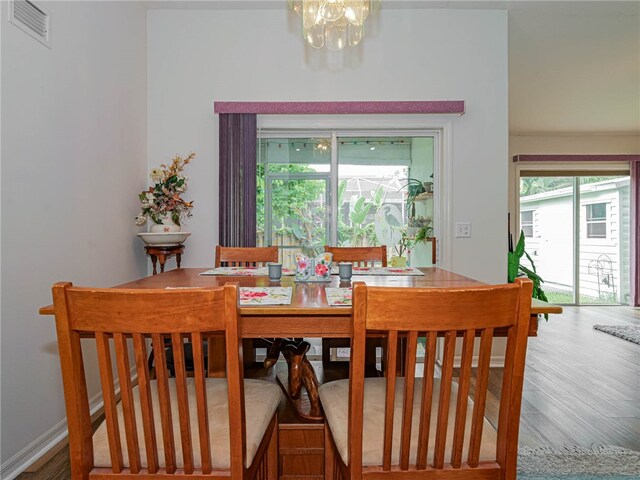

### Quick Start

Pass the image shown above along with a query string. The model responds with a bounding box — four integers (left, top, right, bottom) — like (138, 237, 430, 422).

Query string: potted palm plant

(390, 230, 411, 267)
(390, 223, 434, 267)
(508, 230, 549, 319)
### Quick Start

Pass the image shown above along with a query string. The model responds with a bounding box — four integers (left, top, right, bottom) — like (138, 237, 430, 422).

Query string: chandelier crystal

(289, 0, 381, 51)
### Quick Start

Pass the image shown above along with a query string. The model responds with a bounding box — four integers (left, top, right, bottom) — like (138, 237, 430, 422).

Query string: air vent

(8, 0, 50, 48)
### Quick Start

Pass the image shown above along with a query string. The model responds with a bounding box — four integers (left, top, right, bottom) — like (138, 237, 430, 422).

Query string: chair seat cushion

(319, 377, 497, 466)
(93, 378, 282, 470)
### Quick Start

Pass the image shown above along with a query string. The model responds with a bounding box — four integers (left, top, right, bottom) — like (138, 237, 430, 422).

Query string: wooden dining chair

(324, 245, 387, 267)
(319, 278, 533, 480)
(214, 245, 280, 367)
(322, 245, 387, 370)
(215, 245, 279, 268)
(52, 282, 281, 479)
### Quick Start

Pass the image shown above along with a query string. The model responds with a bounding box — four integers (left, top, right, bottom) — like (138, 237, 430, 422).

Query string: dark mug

(268, 263, 282, 281)
(338, 262, 353, 281)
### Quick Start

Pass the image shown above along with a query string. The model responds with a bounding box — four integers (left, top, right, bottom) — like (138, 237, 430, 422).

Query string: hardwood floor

(16, 445, 71, 480)
(16, 306, 639, 478)
(511, 306, 640, 450)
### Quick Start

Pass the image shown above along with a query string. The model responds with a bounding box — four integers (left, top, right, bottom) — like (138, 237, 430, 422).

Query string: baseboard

(1, 370, 135, 479)
(441, 354, 506, 369)
(488, 355, 506, 368)
(435, 338, 506, 369)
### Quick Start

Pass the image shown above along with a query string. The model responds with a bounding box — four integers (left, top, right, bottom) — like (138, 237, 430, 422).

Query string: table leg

(150, 255, 158, 275)
(243, 339, 257, 367)
(529, 314, 539, 336)
(176, 253, 182, 269)
(158, 254, 167, 273)
(207, 335, 226, 377)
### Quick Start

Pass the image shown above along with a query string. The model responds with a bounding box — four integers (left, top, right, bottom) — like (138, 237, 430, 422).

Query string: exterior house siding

(521, 178, 630, 303)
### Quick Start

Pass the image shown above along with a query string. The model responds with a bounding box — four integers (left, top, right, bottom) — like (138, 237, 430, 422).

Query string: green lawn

(545, 291, 618, 305)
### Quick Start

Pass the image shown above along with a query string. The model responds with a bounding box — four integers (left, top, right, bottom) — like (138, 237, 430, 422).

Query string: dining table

(39, 266, 562, 376)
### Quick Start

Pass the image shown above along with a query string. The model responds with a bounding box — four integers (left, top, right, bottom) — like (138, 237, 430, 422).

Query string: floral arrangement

(135, 153, 195, 227)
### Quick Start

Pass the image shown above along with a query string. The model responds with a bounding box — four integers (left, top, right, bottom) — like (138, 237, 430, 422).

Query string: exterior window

(519, 175, 630, 305)
(521, 210, 534, 237)
(257, 135, 436, 269)
(586, 203, 607, 238)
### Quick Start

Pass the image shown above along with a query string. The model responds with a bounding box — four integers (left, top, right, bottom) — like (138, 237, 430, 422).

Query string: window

(586, 203, 607, 239)
(520, 210, 534, 237)
(517, 173, 630, 305)
(257, 134, 436, 268)
(257, 140, 331, 268)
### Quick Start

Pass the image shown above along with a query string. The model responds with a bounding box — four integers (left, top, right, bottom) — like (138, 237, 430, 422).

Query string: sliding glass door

(519, 174, 631, 305)
(257, 137, 331, 267)
(257, 133, 436, 268)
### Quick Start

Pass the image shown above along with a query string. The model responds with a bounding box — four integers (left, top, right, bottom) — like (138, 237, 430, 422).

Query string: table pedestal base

(266, 339, 323, 420)
(275, 363, 323, 421)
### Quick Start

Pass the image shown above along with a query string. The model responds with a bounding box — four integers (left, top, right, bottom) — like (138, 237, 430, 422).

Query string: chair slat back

(52, 283, 245, 478)
(215, 245, 278, 267)
(348, 279, 532, 478)
(324, 246, 387, 267)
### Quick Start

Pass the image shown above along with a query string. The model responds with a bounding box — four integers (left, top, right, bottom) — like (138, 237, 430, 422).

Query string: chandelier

(289, 0, 381, 51)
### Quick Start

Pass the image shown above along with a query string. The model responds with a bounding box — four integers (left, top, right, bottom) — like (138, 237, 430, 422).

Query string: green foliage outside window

(336, 180, 384, 247)
(257, 166, 386, 248)
(256, 164, 326, 245)
(520, 177, 619, 196)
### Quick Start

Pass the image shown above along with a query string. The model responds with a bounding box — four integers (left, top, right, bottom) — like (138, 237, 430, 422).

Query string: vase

(390, 256, 407, 267)
(150, 214, 181, 233)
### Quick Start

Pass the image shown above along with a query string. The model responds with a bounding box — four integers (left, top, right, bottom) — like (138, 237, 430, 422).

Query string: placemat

(200, 266, 423, 276)
(239, 287, 292, 305)
(325, 287, 352, 306)
(349, 266, 425, 276)
(200, 266, 295, 276)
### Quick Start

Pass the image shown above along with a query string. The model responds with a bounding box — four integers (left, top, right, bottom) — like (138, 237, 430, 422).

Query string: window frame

(513, 163, 631, 306)
(263, 170, 332, 252)
(257, 114, 452, 269)
(585, 202, 608, 239)
(520, 210, 535, 238)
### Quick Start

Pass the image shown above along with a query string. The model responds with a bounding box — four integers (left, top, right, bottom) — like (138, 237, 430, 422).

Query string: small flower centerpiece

(135, 153, 195, 232)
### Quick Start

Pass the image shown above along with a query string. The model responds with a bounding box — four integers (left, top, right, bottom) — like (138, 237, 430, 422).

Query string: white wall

(147, 7, 509, 283)
(0, 1, 147, 475)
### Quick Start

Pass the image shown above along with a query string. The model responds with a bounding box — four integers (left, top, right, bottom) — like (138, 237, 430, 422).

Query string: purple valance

(214, 101, 465, 115)
(513, 154, 640, 163)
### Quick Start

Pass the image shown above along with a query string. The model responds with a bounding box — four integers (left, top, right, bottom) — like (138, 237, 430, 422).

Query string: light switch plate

(455, 222, 471, 238)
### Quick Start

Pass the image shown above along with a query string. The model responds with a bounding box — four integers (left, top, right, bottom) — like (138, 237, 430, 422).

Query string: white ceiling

(147, 1, 640, 135)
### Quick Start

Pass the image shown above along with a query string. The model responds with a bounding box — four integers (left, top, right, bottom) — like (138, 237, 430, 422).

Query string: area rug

(593, 325, 640, 345)
(517, 444, 640, 478)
